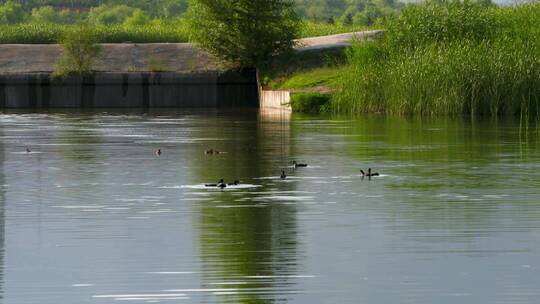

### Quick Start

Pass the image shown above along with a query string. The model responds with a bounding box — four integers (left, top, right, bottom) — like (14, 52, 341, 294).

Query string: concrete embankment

(0, 71, 258, 108)
(260, 90, 291, 111)
(0, 31, 380, 109)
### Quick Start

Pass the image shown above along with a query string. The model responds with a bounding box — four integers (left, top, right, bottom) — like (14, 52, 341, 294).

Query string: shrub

(290, 92, 331, 113)
(53, 24, 101, 78)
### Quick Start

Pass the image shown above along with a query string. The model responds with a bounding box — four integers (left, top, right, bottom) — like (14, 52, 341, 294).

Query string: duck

(293, 161, 308, 168)
(155, 149, 162, 156)
(205, 149, 222, 155)
(205, 179, 224, 187)
(26, 147, 31, 153)
(228, 180, 240, 186)
(280, 171, 287, 179)
(361, 168, 380, 178)
(217, 180, 227, 189)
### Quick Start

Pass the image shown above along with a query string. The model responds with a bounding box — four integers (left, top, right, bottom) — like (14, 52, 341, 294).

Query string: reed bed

(0, 23, 190, 44)
(333, 1, 540, 118)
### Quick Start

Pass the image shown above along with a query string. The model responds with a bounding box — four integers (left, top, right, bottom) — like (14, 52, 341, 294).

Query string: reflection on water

(0, 110, 540, 304)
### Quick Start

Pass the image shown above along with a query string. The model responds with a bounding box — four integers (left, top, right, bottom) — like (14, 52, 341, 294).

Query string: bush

(53, 24, 101, 78)
(290, 92, 331, 113)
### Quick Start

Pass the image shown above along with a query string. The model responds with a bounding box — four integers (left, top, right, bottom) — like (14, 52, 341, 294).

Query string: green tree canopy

(88, 4, 137, 25)
(187, 0, 300, 68)
(31, 6, 82, 24)
(0, 0, 24, 24)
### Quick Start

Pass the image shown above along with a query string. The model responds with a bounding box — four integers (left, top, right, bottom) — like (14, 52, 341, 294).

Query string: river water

(0, 110, 539, 304)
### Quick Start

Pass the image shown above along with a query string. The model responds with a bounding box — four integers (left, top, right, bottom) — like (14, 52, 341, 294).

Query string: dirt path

(295, 30, 383, 51)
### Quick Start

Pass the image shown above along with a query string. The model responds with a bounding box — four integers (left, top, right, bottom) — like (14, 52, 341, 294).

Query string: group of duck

(26, 147, 379, 188)
(204, 160, 380, 189)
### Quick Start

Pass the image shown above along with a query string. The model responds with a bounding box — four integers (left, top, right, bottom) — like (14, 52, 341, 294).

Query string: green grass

(262, 47, 347, 89)
(332, 1, 540, 119)
(278, 67, 341, 90)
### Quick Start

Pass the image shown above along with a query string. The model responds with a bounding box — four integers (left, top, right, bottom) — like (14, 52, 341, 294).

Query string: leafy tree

(0, 0, 25, 24)
(295, 0, 347, 21)
(30, 5, 82, 24)
(187, 0, 300, 68)
(30, 6, 57, 23)
(88, 4, 137, 25)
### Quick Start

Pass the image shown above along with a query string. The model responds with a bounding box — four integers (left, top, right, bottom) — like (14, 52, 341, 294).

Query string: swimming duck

(205, 179, 224, 187)
(155, 149, 162, 156)
(228, 180, 240, 186)
(280, 171, 287, 179)
(205, 149, 222, 155)
(217, 181, 227, 189)
(361, 168, 380, 178)
(293, 161, 308, 168)
(26, 147, 31, 153)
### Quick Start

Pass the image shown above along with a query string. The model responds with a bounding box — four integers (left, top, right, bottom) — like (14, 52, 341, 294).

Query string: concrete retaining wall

(260, 90, 291, 112)
(0, 71, 259, 108)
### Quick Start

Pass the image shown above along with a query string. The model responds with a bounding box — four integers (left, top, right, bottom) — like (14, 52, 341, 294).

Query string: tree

(186, 0, 300, 68)
(88, 4, 137, 25)
(0, 0, 24, 24)
(123, 9, 150, 26)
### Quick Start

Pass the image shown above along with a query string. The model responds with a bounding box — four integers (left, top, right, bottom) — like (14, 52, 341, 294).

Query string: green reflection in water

(289, 114, 540, 249)
(55, 115, 102, 162)
(195, 111, 300, 304)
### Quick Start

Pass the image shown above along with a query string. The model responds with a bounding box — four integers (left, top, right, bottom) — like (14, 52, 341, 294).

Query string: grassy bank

(0, 21, 368, 44)
(261, 46, 348, 113)
(332, 1, 540, 118)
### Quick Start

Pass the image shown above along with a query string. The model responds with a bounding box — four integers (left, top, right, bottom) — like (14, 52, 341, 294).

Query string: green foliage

(290, 92, 331, 113)
(156, 0, 189, 19)
(54, 24, 101, 77)
(299, 20, 367, 37)
(295, 0, 402, 26)
(186, 0, 301, 68)
(123, 9, 150, 26)
(333, 1, 540, 118)
(0, 22, 189, 44)
(30, 6, 82, 24)
(88, 4, 137, 25)
(384, 0, 500, 49)
(0, 0, 24, 24)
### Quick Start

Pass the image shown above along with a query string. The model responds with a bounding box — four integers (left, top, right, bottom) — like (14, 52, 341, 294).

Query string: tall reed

(333, 1, 540, 119)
